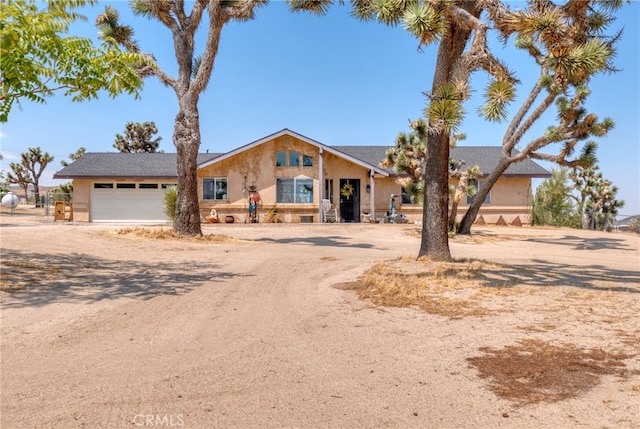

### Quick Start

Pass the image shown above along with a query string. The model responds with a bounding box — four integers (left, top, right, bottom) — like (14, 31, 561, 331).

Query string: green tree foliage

(570, 165, 624, 231)
(60, 147, 86, 167)
(0, 0, 146, 123)
(96, 0, 330, 236)
(532, 168, 580, 228)
(113, 121, 162, 153)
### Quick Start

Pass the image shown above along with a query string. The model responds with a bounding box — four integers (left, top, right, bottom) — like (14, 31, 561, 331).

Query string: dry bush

(109, 227, 239, 243)
(467, 339, 637, 405)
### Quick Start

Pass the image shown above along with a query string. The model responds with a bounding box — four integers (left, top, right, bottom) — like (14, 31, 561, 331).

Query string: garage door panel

(91, 187, 170, 222)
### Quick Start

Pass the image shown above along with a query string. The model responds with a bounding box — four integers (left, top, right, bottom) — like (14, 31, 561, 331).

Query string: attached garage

(90, 182, 174, 222)
(54, 153, 220, 223)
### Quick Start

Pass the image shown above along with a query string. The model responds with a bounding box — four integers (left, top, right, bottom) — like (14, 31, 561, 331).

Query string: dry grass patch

(108, 227, 242, 243)
(0, 259, 63, 292)
(349, 257, 517, 319)
(467, 339, 637, 405)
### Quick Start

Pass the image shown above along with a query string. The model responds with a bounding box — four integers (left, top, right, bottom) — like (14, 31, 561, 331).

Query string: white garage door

(91, 183, 172, 222)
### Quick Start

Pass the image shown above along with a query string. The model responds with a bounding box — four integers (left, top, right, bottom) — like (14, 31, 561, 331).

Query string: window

(400, 188, 413, 204)
(139, 183, 158, 189)
(289, 152, 300, 167)
(116, 183, 135, 189)
(467, 180, 490, 204)
(203, 178, 228, 200)
(277, 178, 313, 203)
(276, 151, 312, 167)
(94, 183, 113, 189)
(161, 184, 177, 189)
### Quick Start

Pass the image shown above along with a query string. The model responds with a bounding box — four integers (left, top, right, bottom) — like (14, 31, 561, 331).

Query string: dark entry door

(339, 179, 360, 222)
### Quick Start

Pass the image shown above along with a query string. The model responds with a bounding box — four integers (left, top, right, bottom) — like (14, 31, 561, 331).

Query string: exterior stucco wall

(399, 176, 534, 225)
(70, 179, 91, 222)
(198, 136, 326, 223)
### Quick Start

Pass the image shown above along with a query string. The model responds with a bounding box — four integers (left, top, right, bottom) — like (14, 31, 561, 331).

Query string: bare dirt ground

(1, 207, 639, 429)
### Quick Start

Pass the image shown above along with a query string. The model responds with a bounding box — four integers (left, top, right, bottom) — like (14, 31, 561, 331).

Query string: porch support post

(369, 170, 375, 222)
(318, 147, 324, 223)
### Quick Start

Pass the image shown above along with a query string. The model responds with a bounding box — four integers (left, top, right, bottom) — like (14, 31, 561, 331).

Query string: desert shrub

(163, 186, 177, 221)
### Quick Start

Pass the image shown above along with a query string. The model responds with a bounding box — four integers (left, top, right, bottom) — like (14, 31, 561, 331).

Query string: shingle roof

(335, 145, 550, 177)
(54, 152, 221, 179)
(54, 145, 549, 179)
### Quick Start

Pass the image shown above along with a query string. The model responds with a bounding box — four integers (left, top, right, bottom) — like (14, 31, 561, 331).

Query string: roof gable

(197, 128, 390, 176)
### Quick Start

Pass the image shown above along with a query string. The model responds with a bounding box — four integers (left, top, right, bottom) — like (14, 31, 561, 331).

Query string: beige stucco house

(54, 129, 549, 225)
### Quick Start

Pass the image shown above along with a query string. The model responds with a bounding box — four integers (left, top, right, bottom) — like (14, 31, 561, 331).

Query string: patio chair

(321, 199, 338, 223)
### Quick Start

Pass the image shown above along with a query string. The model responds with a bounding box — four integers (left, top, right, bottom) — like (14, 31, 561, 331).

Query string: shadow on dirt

(525, 234, 637, 252)
(255, 235, 377, 249)
(476, 259, 640, 294)
(0, 249, 245, 308)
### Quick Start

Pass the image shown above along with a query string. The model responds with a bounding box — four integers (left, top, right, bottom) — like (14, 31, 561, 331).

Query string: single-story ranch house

(54, 128, 550, 224)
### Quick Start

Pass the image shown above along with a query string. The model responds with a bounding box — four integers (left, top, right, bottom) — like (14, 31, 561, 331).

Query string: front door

(339, 179, 360, 222)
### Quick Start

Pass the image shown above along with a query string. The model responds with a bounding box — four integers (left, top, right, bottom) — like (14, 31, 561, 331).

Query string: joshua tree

(60, 147, 86, 167)
(114, 121, 162, 153)
(457, 1, 623, 234)
(95, 0, 331, 236)
(570, 165, 624, 231)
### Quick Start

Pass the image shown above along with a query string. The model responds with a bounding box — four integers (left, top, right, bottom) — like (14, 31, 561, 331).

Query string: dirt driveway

(1, 211, 639, 428)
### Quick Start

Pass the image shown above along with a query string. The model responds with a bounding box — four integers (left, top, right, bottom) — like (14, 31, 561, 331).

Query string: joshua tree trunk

(173, 104, 202, 236)
(458, 158, 510, 234)
(417, 10, 475, 261)
(448, 198, 459, 232)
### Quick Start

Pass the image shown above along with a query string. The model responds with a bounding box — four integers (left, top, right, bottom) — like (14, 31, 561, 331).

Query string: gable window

(289, 152, 300, 167)
(276, 151, 313, 168)
(276, 178, 313, 203)
(467, 180, 490, 204)
(203, 178, 228, 201)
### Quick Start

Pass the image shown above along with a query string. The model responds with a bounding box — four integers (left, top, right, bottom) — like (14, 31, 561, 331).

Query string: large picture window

(276, 178, 313, 203)
(203, 178, 228, 200)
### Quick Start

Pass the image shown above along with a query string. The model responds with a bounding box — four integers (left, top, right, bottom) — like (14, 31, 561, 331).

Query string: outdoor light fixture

(366, 184, 371, 193)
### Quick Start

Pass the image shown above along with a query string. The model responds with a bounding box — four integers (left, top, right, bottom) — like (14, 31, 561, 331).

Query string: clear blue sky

(1, 1, 638, 216)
